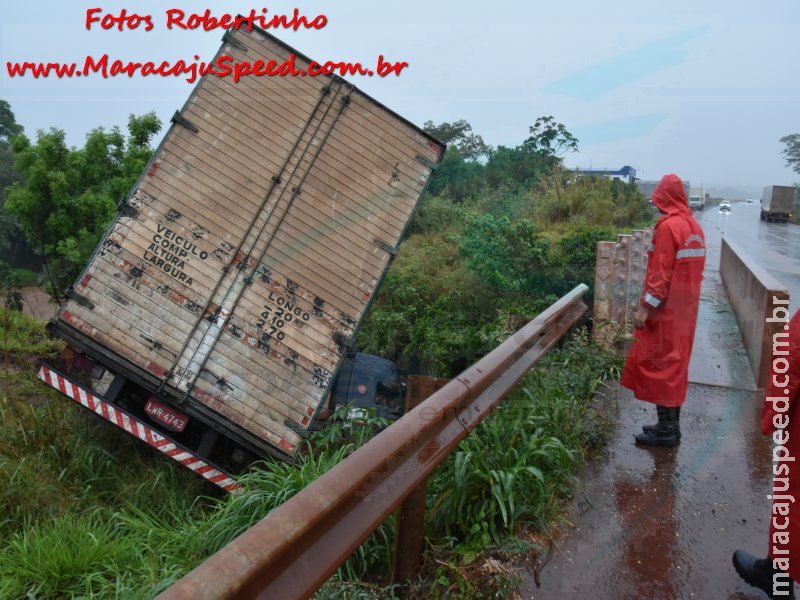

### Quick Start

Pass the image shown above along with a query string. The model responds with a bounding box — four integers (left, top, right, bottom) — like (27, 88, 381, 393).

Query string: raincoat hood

(652, 173, 690, 216)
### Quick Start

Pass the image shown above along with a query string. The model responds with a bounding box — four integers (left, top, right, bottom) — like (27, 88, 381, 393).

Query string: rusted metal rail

(391, 374, 449, 583)
(158, 284, 589, 600)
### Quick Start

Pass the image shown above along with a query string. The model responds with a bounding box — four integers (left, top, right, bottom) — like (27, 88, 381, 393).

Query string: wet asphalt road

(695, 202, 799, 313)
(528, 383, 769, 598)
(528, 203, 798, 598)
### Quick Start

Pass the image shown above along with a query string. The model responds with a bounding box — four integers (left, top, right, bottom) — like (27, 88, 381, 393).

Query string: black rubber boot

(635, 406, 680, 446)
(732, 549, 795, 599)
(642, 406, 682, 439)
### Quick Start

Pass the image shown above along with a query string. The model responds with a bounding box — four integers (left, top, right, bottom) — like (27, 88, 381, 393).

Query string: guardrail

(157, 284, 589, 600)
(719, 237, 790, 387)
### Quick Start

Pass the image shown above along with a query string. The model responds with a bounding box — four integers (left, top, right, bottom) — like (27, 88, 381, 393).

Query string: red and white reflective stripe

(37, 365, 242, 494)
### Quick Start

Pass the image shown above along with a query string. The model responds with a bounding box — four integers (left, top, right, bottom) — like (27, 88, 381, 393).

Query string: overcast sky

(1, 0, 798, 194)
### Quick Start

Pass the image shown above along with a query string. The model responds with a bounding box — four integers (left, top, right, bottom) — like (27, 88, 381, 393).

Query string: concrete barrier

(719, 237, 790, 388)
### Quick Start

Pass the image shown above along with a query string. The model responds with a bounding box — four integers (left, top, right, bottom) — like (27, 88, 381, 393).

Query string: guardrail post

(612, 234, 631, 355)
(391, 375, 449, 585)
(592, 241, 616, 349)
(592, 229, 653, 353)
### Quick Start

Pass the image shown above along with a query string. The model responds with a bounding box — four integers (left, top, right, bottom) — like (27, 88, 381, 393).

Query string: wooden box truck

(38, 27, 443, 492)
(760, 185, 795, 223)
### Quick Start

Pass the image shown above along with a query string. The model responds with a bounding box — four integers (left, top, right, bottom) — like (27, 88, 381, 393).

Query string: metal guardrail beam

(158, 284, 589, 600)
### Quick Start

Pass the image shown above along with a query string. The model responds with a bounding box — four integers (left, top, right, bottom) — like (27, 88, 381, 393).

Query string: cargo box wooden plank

(49, 26, 443, 462)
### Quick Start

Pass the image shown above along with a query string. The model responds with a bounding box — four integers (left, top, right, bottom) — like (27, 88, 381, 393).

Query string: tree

(780, 134, 800, 175)
(423, 119, 492, 161)
(0, 261, 22, 312)
(522, 116, 579, 158)
(458, 213, 551, 293)
(483, 145, 546, 188)
(0, 99, 24, 206)
(520, 116, 580, 200)
(0, 260, 23, 369)
(4, 113, 161, 299)
(423, 146, 487, 201)
(0, 100, 26, 266)
(422, 120, 491, 201)
(0, 100, 23, 142)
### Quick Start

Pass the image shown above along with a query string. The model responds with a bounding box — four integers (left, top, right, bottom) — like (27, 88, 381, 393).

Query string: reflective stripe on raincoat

(620, 173, 706, 407)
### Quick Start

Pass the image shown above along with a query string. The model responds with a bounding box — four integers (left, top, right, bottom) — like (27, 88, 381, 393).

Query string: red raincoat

(620, 174, 705, 407)
(761, 309, 800, 580)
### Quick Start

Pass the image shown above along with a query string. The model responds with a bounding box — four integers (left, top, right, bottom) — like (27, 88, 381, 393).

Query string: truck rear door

(51, 28, 443, 458)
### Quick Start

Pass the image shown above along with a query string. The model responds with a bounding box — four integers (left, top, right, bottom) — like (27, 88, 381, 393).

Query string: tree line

(0, 101, 160, 303)
(0, 99, 657, 374)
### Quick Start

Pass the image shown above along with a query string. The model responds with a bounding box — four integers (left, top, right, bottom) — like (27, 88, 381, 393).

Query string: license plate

(144, 397, 188, 432)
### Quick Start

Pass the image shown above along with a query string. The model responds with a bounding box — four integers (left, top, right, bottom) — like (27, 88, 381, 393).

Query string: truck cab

(688, 194, 705, 210)
(327, 352, 405, 421)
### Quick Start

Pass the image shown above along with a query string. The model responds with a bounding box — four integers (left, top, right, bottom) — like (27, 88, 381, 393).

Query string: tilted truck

(760, 185, 795, 223)
(38, 27, 444, 492)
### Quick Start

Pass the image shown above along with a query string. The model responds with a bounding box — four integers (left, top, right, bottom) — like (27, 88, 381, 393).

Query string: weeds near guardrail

(0, 315, 618, 599)
(425, 330, 618, 565)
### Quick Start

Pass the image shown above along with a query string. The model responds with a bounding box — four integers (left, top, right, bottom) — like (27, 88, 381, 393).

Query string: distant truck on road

(760, 185, 795, 223)
(688, 187, 705, 210)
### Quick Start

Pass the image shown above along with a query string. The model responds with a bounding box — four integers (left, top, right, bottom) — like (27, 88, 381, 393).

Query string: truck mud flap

(37, 365, 242, 494)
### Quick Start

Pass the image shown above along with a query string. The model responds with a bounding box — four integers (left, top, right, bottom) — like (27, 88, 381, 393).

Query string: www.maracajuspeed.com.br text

(5, 53, 409, 83)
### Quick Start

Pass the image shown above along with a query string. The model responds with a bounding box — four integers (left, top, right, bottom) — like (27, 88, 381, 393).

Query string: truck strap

(37, 365, 242, 494)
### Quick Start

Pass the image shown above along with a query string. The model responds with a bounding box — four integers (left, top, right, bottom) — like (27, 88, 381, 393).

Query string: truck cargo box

(761, 185, 795, 222)
(48, 27, 443, 462)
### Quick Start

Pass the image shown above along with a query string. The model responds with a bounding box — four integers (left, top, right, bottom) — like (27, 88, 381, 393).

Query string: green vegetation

(4, 112, 161, 301)
(10, 268, 38, 287)
(0, 310, 617, 599)
(778, 134, 800, 225)
(0, 114, 645, 597)
(1, 101, 45, 295)
(358, 118, 651, 376)
(426, 331, 617, 560)
(781, 133, 800, 176)
(0, 314, 210, 598)
(0, 309, 60, 356)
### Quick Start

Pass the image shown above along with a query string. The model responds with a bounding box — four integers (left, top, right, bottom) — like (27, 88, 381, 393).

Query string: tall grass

(0, 510, 142, 598)
(1, 305, 617, 598)
(426, 329, 619, 562)
(0, 395, 396, 597)
(0, 308, 63, 356)
(11, 268, 40, 287)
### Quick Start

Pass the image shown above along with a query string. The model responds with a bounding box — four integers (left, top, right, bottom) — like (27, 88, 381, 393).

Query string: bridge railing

(157, 284, 589, 600)
(592, 229, 652, 353)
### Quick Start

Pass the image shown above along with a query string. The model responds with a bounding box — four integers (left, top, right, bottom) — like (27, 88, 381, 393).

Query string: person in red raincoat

(733, 307, 800, 599)
(620, 173, 706, 446)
